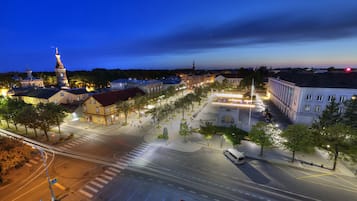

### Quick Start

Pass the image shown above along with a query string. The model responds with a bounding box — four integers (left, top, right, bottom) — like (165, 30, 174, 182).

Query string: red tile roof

(92, 87, 144, 107)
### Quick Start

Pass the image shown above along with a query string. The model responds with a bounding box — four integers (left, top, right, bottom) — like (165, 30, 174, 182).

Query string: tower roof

(55, 48, 65, 69)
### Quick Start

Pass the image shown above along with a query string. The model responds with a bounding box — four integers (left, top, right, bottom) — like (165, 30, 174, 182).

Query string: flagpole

(248, 78, 254, 128)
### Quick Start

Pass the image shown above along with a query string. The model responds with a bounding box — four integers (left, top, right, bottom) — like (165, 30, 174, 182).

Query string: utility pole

(38, 147, 56, 201)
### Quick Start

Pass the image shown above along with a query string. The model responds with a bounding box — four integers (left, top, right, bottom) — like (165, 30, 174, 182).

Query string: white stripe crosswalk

(78, 142, 150, 199)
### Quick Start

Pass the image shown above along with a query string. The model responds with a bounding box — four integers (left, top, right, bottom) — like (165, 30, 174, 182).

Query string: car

(223, 148, 245, 164)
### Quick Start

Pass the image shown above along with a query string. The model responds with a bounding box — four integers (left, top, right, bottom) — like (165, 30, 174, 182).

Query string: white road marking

(29, 159, 38, 164)
(108, 167, 121, 173)
(84, 184, 99, 193)
(79, 189, 93, 198)
(90, 180, 104, 188)
(101, 174, 113, 180)
(64, 144, 72, 148)
(25, 163, 32, 167)
(95, 177, 108, 184)
(104, 170, 117, 176)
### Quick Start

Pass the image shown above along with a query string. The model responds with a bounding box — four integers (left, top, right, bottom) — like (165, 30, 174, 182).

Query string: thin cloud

(121, 11, 357, 55)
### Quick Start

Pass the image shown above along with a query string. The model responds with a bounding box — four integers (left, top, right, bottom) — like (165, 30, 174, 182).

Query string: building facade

(110, 78, 163, 96)
(268, 72, 357, 125)
(82, 87, 144, 125)
(215, 74, 244, 88)
(20, 69, 44, 88)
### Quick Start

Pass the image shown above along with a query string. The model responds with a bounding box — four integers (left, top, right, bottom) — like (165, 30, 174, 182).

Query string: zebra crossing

(79, 142, 150, 199)
(25, 156, 41, 168)
(58, 136, 92, 150)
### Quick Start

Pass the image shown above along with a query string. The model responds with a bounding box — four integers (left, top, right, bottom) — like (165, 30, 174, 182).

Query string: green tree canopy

(249, 122, 273, 156)
(322, 123, 356, 170)
(343, 95, 357, 129)
(281, 124, 315, 162)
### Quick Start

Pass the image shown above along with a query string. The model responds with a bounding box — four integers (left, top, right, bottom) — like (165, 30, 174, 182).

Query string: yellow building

(82, 87, 144, 125)
(11, 88, 89, 105)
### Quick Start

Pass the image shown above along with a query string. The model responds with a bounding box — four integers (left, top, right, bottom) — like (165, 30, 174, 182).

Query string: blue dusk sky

(1, 0, 357, 72)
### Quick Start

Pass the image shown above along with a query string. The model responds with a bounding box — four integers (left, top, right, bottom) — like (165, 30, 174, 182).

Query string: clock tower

(54, 48, 70, 89)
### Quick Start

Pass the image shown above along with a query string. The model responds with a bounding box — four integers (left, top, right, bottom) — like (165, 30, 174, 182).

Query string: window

(339, 96, 346, 103)
(316, 95, 323, 102)
(105, 108, 109, 114)
(314, 105, 321, 113)
(304, 105, 310, 112)
(328, 95, 335, 102)
(83, 106, 87, 112)
(60, 92, 64, 97)
(338, 107, 344, 114)
(306, 94, 312, 101)
(96, 107, 99, 114)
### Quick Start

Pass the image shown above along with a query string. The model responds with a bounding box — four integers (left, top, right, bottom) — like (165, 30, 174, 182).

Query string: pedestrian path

(57, 136, 93, 150)
(78, 142, 150, 199)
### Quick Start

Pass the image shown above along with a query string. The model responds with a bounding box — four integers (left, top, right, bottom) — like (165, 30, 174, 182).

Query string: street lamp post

(37, 147, 56, 201)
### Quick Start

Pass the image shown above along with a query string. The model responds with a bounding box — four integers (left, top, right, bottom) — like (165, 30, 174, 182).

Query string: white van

(224, 148, 245, 164)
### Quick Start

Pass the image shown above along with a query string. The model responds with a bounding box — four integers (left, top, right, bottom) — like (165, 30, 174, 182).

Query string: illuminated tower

(54, 48, 70, 89)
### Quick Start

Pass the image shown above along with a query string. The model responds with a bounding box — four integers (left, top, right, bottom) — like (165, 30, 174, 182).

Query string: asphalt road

(94, 146, 357, 201)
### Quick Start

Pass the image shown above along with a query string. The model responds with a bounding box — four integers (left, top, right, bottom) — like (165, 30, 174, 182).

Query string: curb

(245, 154, 355, 177)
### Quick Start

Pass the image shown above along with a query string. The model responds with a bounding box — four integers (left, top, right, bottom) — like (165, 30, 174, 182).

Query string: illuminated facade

(268, 72, 357, 125)
(82, 88, 144, 125)
(20, 69, 44, 88)
(54, 48, 70, 89)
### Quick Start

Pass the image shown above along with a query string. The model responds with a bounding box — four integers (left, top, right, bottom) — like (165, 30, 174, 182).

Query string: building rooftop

(216, 73, 245, 79)
(274, 72, 357, 89)
(91, 87, 145, 107)
(13, 88, 60, 99)
(66, 88, 89, 95)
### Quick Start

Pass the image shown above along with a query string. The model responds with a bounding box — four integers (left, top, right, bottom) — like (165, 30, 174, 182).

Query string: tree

(248, 122, 273, 156)
(37, 103, 56, 141)
(343, 95, 357, 130)
(14, 104, 35, 136)
(45, 103, 67, 134)
(322, 123, 356, 170)
(27, 106, 40, 138)
(281, 124, 314, 162)
(133, 95, 146, 117)
(313, 97, 341, 130)
(7, 99, 26, 130)
(179, 120, 191, 142)
(116, 101, 132, 125)
(0, 97, 11, 128)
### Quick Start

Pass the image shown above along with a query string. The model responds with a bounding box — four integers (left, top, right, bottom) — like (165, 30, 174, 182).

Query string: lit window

(328, 95, 335, 102)
(306, 94, 312, 101)
(304, 105, 310, 111)
(314, 106, 321, 113)
(96, 107, 99, 114)
(316, 95, 323, 102)
(83, 106, 87, 112)
(338, 107, 344, 113)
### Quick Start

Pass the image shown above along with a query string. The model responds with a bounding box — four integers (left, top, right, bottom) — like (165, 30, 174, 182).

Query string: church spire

(192, 60, 195, 71)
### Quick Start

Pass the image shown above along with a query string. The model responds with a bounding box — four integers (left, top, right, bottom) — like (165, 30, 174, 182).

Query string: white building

(268, 72, 357, 125)
(215, 74, 244, 87)
(110, 78, 163, 96)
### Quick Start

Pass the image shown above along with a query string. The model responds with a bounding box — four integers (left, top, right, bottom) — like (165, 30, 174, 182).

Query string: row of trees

(0, 98, 67, 141)
(249, 97, 357, 170)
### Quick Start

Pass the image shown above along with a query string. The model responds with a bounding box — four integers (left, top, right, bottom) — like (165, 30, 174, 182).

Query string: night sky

(1, 0, 357, 72)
